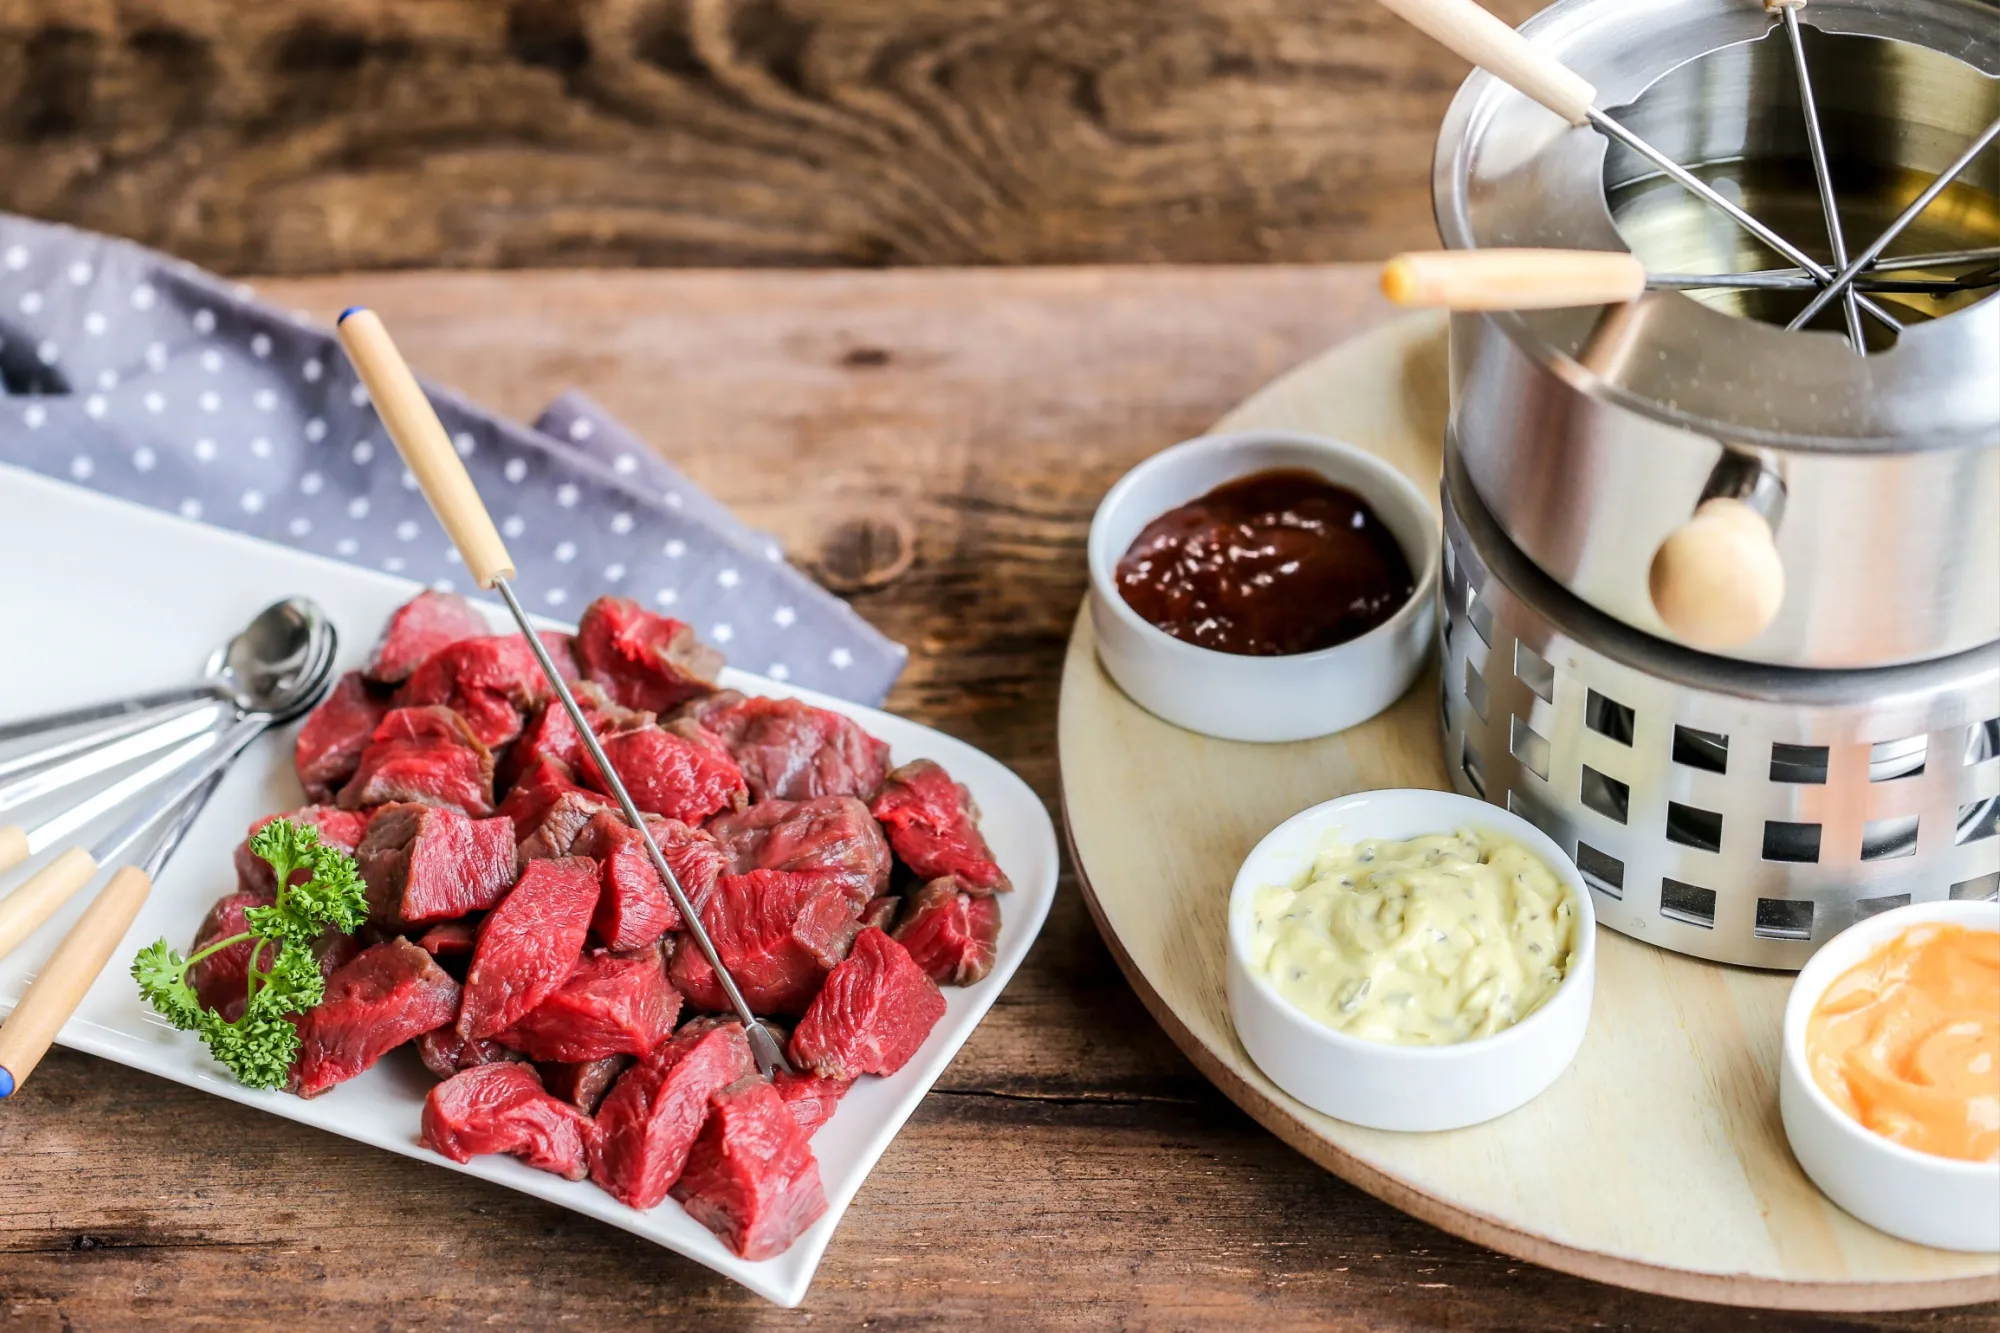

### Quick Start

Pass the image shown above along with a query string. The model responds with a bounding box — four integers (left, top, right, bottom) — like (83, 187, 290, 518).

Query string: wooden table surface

(4, 265, 1994, 1332)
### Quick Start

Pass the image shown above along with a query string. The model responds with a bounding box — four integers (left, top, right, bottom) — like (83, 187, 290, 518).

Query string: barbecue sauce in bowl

(1114, 469, 1415, 656)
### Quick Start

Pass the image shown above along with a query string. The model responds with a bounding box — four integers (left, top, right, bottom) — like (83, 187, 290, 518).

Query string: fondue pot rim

(1431, 0, 2000, 456)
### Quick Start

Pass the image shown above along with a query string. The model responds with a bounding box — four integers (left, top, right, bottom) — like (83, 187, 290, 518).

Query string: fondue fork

(335, 307, 793, 1081)
(1769, 0, 1866, 350)
(1371, 0, 1905, 333)
(1379, 249, 1994, 311)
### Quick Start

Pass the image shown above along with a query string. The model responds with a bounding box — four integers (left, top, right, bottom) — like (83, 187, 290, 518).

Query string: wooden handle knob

(1649, 498, 1787, 650)
(336, 308, 516, 590)
(1382, 250, 1648, 310)
(0, 847, 99, 963)
(1373, 0, 1598, 125)
(0, 826, 25, 877)
(0, 864, 150, 1097)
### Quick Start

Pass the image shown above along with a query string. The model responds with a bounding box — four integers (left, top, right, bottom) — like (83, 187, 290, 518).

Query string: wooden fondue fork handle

(1382, 250, 1649, 310)
(1373, 0, 1597, 125)
(0, 847, 99, 963)
(0, 866, 151, 1097)
(0, 826, 24, 877)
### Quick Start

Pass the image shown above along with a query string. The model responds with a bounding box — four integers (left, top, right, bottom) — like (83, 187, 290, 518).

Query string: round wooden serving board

(1058, 312, 2000, 1312)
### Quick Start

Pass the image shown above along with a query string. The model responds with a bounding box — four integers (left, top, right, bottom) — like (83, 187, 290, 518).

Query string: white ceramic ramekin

(1227, 789, 1596, 1132)
(1779, 899, 2000, 1252)
(1087, 431, 1440, 743)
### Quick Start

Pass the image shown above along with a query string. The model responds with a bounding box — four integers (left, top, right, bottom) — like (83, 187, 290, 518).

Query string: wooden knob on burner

(1648, 498, 1786, 650)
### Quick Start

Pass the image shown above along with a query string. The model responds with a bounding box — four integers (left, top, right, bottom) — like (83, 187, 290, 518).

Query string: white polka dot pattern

(0, 218, 906, 705)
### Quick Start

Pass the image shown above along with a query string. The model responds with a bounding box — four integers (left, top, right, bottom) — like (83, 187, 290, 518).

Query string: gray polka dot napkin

(0, 215, 906, 705)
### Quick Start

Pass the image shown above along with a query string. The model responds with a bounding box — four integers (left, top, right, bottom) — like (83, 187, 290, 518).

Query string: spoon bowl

(205, 598, 339, 722)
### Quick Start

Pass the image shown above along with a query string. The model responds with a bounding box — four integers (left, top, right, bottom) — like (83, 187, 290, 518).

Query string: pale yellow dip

(1249, 829, 1575, 1046)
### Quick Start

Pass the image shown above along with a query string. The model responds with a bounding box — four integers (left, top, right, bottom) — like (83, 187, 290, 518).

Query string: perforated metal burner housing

(1439, 445, 2000, 970)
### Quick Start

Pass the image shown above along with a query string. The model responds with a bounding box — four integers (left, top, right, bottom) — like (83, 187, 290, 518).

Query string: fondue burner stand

(1430, 0, 2000, 969)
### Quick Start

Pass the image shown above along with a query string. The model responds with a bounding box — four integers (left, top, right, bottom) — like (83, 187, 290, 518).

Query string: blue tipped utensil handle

(335, 306, 794, 1079)
(0, 866, 151, 1097)
(335, 308, 516, 591)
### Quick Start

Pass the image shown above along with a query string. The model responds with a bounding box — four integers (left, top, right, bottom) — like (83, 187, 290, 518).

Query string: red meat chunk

(773, 1071, 852, 1137)
(501, 682, 647, 789)
(338, 706, 496, 817)
(397, 635, 549, 749)
(418, 1027, 523, 1080)
(518, 791, 616, 862)
(708, 796, 892, 905)
(892, 876, 1002, 987)
(583, 720, 746, 825)
(539, 1055, 632, 1115)
(669, 870, 861, 1016)
(573, 810, 727, 949)
(415, 918, 479, 964)
(589, 1020, 756, 1209)
(859, 896, 899, 932)
(421, 1063, 595, 1181)
(457, 856, 600, 1040)
(493, 949, 683, 1062)
(354, 803, 518, 929)
(869, 759, 1010, 894)
(698, 696, 891, 803)
(294, 672, 389, 804)
(538, 630, 583, 683)
(496, 755, 606, 850)
(233, 805, 369, 897)
(366, 589, 491, 686)
(789, 927, 946, 1080)
(186, 889, 271, 1015)
(290, 939, 461, 1098)
(671, 1077, 829, 1260)
(576, 595, 722, 714)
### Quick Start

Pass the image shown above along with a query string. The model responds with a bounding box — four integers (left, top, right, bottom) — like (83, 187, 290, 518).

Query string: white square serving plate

(0, 465, 1059, 1307)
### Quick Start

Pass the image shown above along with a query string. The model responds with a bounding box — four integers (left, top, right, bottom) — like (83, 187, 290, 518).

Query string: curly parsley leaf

(130, 816, 365, 1091)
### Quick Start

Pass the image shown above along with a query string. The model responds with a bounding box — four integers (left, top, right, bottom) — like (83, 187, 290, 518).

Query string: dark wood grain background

(0, 0, 1536, 274)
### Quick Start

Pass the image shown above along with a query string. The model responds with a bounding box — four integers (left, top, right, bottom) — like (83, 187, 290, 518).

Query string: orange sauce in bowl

(1806, 923, 2000, 1163)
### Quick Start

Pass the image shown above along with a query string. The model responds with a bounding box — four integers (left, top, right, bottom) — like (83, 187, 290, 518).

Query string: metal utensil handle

(23, 732, 225, 859)
(339, 307, 791, 1076)
(0, 685, 222, 748)
(86, 718, 266, 871)
(1382, 249, 1647, 309)
(1372, 0, 1597, 124)
(0, 702, 232, 817)
(336, 308, 516, 590)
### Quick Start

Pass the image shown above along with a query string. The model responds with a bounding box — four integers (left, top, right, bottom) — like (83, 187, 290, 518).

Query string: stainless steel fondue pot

(1417, 0, 2000, 968)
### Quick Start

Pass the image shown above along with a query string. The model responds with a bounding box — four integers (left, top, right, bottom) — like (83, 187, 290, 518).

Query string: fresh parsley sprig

(132, 818, 369, 1089)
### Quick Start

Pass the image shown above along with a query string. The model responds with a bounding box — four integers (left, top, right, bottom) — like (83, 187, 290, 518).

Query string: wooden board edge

(1057, 601, 2000, 1315)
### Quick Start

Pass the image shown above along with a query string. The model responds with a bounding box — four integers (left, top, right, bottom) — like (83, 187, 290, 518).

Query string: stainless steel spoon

(0, 600, 337, 875)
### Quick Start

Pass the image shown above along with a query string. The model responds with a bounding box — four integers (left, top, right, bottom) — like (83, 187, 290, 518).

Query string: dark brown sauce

(1115, 468, 1415, 656)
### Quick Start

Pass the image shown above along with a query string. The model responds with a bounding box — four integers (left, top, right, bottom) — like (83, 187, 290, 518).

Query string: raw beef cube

(457, 856, 600, 1040)
(415, 919, 481, 975)
(773, 1071, 852, 1137)
(494, 949, 683, 1062)
(186, 889, 272, 1015)
(539, 630, 583, 683)
(418, 1027, 523, 1080)
(588, 1020, 755, 1209)
(366, 590, 491, 686)
(576, 595, 722, 714)
(892, 876, 1002, 986)
(421, 1062, 595, 1180)
(669, 689, 744, 730)
(290, 939, 461, 1098)
(573, 810, 727, 949)
(789, 928, 945, 1080)
(869, 759, 1010, 894)
(859, 896, 900, 932)
(518, 791, 616, 862)
(698, 696, 891, 803)
(294, 672, 389, 804)
(584, 720, 746, 825)
(397, 635, 549, 749)
(496, 755, 604, 845)
(539, 1055, 632, 1115)
(671, 1077, 829, 1260)
(501, 682, 646, 788)
(355, 803, 518, 929)
(233, 805, 370, 897)
(669, 870, 861, 1016)
(338, 706, 496, 817)
(708, 796, 892, 904)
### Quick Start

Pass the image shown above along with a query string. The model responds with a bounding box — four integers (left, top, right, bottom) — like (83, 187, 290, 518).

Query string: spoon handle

(337, 308, 516, 591)
(0, 866, 151, 1098)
